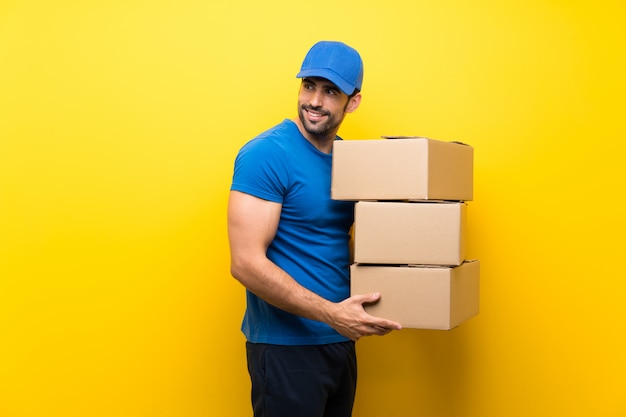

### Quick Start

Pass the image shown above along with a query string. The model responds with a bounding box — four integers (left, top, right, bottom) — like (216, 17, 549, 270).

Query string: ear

(345, 92, 362, 114)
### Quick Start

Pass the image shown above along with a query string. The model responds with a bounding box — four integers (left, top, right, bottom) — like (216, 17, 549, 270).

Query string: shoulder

(237, 120, 299, 161)
(249, 120, 298, 145)
(232, 121, 297, 201)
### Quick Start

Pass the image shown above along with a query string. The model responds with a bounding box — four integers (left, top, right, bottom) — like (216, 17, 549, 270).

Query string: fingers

(349, 293, 403, 332)
(330, 293, 402, 340)
(352, 292, 381, 305)
(350, 322, 397, 341)
(353, 312, 402, 338)
(367, 321, 401, 334)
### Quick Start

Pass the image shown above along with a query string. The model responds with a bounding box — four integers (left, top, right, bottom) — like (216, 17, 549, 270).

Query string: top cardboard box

(332, 137, 473, 201)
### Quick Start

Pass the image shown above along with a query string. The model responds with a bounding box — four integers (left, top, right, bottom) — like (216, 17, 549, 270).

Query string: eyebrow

(302, 77, 340, 92)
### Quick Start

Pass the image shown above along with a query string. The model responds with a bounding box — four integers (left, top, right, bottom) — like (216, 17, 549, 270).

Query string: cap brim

(296, 68, 354, 96)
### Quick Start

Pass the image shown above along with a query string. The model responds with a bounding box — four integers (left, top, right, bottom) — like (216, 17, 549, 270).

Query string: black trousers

(246, 341, 357, 417)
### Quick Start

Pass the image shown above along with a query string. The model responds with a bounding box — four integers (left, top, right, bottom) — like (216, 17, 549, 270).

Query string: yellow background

(1, 0, 625, 416)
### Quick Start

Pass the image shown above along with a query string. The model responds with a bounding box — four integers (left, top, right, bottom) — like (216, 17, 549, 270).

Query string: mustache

(301, 104, 330, 116)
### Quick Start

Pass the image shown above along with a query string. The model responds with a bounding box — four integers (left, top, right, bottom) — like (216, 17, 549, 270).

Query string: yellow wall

(1, 1, 624, 416)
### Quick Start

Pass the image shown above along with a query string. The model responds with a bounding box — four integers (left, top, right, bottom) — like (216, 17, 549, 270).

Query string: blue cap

(296, 41, 363, 96)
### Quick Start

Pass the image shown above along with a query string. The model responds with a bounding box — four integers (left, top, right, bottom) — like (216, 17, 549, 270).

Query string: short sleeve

(230, 137, 290, 203)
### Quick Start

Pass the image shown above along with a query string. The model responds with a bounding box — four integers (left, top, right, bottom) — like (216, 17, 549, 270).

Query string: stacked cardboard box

(332, 137, 480, 330)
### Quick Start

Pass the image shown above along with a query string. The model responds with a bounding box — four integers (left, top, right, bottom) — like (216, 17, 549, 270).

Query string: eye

(326, 88, 338, 96)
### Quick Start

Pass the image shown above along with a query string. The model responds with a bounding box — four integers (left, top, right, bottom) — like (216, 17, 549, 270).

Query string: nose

(309, 89, 324, 108)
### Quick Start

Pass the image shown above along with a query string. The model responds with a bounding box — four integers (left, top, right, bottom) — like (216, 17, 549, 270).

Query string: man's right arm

(227, 190, 402, 340)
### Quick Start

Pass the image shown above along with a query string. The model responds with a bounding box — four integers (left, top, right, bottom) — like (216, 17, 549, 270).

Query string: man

(227, 40, 402, 417)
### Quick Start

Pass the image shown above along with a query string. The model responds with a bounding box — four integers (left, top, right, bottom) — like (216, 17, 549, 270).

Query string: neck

(293, 118, 336, 154)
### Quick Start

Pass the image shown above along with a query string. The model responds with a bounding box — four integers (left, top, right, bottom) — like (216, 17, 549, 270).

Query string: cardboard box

(350, 260, 480, 330)
(331, 137, 473, 201)
(354, 201, 467, 266)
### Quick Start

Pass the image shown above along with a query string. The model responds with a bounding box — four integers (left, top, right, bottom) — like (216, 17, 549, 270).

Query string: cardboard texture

(331, 137, 473, 201)
(354, 201, 467, 266)
(350, 260, 480, 330)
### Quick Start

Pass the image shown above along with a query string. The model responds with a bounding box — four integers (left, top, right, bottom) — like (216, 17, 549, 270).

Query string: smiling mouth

(303, 106, 329, 120)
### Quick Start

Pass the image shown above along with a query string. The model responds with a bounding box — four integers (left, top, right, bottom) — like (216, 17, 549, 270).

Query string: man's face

(297, 77, 353, 138)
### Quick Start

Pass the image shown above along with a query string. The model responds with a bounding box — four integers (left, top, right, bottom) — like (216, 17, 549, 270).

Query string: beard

(298, 104, 345, 137)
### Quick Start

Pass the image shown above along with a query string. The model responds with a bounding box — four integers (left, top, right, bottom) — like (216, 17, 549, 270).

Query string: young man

(227, 41, 402, 417)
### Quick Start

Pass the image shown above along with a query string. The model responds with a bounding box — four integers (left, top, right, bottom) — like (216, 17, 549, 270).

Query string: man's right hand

(325, 293, 402, 341)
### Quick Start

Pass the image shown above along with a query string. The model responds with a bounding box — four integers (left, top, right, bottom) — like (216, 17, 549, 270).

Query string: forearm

(227, 191, 400, 340)
(230, 255, 336, 325)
